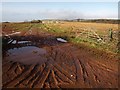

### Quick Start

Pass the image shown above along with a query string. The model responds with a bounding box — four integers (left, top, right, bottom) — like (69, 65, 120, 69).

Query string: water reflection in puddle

(57, 38, 67, 43)
(5, 46, 47, 65)
(12, 40, 31, 44)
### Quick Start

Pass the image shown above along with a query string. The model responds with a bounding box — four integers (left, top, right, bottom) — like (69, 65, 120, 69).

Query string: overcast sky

(2, 2, 118, 22)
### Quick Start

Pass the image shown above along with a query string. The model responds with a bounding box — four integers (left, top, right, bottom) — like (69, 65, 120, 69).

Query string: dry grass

(42, 22, 118, 54)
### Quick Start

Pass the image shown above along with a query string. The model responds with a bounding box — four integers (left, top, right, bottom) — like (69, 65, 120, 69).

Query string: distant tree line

(23, 20, 42, 23)
(30, 20, 42, 23)
(70, 19, 120, 24)
(2, 19, 120, 24)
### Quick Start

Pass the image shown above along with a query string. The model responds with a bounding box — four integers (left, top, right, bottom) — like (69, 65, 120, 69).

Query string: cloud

(2, 9, 86, 21)
(84, 9, 118, 19)
(37, 9, 85, 19)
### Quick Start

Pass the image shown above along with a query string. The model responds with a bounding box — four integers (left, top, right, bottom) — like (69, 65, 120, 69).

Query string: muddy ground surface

(2, 24, 118, 88)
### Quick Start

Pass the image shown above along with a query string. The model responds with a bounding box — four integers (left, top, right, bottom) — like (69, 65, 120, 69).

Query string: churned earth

(2, 23, 118, 88)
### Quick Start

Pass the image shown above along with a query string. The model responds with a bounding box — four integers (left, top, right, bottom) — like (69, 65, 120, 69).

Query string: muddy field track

(2, 24, 118, 88)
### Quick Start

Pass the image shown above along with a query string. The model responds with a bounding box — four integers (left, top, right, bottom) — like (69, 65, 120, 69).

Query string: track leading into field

(2, 25, 118, 88)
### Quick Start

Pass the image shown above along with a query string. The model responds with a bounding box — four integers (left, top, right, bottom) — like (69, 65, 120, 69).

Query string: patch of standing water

(12, 40, 31, 44)
(57, 38, 67, 43)
(5, 46, 47, 65)
(12, 40, 16, 44)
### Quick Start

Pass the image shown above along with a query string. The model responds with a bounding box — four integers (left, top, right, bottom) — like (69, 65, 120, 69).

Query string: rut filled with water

(5, 46, 47, 65)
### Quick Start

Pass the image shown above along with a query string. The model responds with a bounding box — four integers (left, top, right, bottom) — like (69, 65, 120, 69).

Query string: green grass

(70, 37, 117, 53)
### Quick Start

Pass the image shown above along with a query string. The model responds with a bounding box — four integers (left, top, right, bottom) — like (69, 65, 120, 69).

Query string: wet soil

(2, 24, 118, 88)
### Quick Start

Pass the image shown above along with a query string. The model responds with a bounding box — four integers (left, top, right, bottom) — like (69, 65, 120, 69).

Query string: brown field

(2, 21, 119, 88)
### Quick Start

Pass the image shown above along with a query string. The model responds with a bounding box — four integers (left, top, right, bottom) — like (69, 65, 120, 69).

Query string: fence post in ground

(109, 29, 113, 41)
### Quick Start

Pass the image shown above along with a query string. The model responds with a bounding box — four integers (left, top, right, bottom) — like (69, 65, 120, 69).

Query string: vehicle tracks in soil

(2, 26, 118, 88)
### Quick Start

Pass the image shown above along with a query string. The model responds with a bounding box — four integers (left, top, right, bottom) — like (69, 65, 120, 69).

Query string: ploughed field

(2, 22, 118, 88)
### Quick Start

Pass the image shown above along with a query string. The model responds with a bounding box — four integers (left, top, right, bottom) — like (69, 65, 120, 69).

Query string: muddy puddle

(5, 46, 48, 65)
(4, 37, 68, 65)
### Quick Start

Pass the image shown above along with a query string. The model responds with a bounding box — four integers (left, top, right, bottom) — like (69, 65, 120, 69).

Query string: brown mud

(2, 24, 118, 88)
